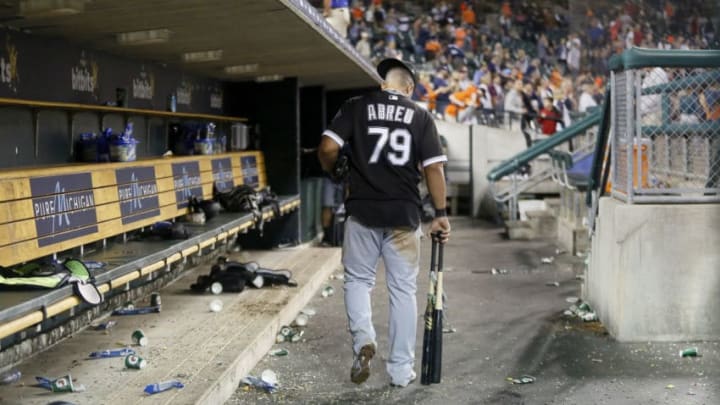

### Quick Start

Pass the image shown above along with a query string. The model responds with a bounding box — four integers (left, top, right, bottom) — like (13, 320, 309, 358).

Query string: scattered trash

(241, 375, 277, 393)
(687, 390, 696, 396)
(575, 275, 585, 281)
(112, 306, 160, 315)
(580, 312, 598, 322)
(210, 281, 223, 295)
(92, 321, 117, 331)
(144, 380, 184, 395)
(330, 273, 345, 280)
(125, 354, 147, 369)
(491, 268, 509, 275)
(679, 347, 700, 358)
(541, 257, 555, 264)
(0, 369, 21, 385)
(591, 358, 603, 363)
(276, 326, 304, 343)
(321, 286, 335, 298)
(301, 307, 316, 316)
(261, 369, 278, 386)
(88, 348, 135, 359)
(666, 384, 675, 390)
(563, 301, 600, 324)
(150, 292, 162, 308)
(132, 329, 148, 346)
(269, 348, 289, 357)
(545, 281, 560, 287)
(293, 313, 309, 327)
(36, 375, 86, 393)
(555, 249, 567, 255)
(442, 326, 457, 333)
(565, 296, 579, 304)
(507, 375, 536, 384)
(209, 299, 223, 313)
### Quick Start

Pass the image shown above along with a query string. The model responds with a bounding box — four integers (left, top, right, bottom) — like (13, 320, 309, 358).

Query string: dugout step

(0, 245, 340, 405)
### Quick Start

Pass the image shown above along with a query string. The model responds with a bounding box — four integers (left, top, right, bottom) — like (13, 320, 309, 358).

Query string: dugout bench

(0, 151, 300, 349)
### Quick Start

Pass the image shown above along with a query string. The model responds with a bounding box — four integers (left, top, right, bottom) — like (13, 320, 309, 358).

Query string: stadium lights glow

(117, 29, 172, 46)
(182, 50, 223, 63)
(224, 64, 259, 74)
(255, 75, 284, 83)
(19, 0, 87, 17)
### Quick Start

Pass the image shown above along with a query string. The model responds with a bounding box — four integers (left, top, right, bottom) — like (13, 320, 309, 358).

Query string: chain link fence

(611, 63, 720, 202)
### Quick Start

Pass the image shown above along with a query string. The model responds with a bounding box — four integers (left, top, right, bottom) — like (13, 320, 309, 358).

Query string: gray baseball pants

(342, 215, 420, 385)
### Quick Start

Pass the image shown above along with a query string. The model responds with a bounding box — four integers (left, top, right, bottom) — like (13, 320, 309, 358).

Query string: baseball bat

(420, 236, 438, 385)
(430, 237, 444, 384)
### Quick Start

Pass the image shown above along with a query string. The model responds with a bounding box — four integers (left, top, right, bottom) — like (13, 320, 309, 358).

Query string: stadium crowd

(335, 0, 717, 135)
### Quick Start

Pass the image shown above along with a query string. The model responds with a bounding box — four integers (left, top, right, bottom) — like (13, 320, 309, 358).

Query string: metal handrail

(489, 164, 557, 203)
(486, 110, 602, 182)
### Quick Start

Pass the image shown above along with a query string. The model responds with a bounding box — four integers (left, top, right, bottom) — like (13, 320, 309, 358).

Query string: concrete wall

(587, 197, 720, 341)
(435, 119, 471, 185)
(470, 125, 527, 218)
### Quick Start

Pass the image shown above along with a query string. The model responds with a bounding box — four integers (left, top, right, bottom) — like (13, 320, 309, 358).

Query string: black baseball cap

(377, 58, 417, 86)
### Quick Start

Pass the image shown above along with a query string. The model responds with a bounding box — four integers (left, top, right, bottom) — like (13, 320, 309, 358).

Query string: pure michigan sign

(211, 157, 234, 192)
(116, 166, 160, 224)
(172, 161, 203, 208)
(240, 155, 259, 188)
(30, 173, 98, 247)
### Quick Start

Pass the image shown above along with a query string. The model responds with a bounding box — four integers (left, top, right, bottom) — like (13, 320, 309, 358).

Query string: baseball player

(318, 58, 451, 387)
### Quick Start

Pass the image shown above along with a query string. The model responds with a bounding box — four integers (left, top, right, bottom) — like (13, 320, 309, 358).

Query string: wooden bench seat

(0, 196, 300, 341)
(0, 151, 301, 342)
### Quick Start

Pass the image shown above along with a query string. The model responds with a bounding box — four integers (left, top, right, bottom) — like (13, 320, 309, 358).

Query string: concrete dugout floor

(229, 218, 719, 405)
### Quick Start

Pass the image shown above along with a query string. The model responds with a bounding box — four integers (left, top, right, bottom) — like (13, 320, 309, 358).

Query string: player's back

(344, 90, 435, 228)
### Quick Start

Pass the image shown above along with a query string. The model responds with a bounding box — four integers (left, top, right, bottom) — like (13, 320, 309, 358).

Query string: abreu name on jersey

(366, 102, 415, 124)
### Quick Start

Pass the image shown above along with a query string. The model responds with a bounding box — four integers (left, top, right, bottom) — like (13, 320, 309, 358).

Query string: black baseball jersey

(323, 90, 446, 228)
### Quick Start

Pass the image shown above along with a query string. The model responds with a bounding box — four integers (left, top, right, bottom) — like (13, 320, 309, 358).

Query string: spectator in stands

(461, 3, 476, 25)
(504, 79, 525, 126)
(699, 88, 720, 121)
(341, 0, 712, 129)
(424, 35, 442, 61)
(446, 82, 477, 123)
(492, 74, 505, 117)
(433, 68, 453, 117)
(578, 83, 598, 113)
(324, 0, 351, 38)
(384, 40, 402, 60)
(567, 37, 581, 78)
(640, 66, 669, 125)
(356, 31, 371, 59)
(475, 75, 495, 124)
(414, 72, 437, 113)
(538, 96, 561, 136)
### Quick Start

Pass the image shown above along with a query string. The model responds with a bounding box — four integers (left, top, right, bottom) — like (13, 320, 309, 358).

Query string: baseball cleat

(350, 344, 375, 384)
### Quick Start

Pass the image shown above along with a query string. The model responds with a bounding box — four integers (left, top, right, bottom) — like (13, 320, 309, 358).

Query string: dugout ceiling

(0, 0, 380, 90)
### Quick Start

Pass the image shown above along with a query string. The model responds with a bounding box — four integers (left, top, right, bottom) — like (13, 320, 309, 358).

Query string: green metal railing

(608, 47, 720, 70)
(486, 109, 602, 182)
